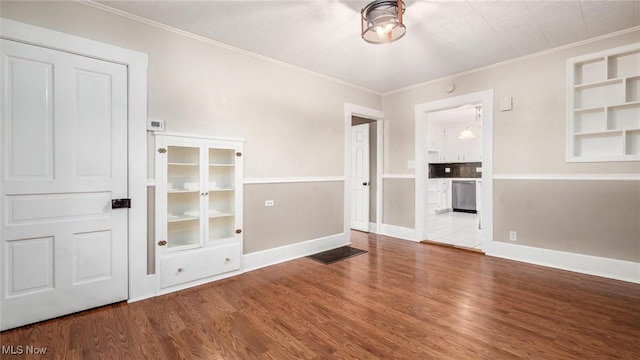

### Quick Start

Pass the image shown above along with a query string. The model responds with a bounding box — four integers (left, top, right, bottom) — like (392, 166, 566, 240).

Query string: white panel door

(350, 123, 370, 232)
(0, 40, 128, 330)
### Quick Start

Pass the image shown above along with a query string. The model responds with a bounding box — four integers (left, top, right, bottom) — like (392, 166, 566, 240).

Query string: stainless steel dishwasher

(452, 180, 476, 213)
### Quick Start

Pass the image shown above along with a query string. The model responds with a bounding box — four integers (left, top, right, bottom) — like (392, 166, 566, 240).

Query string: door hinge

(158, 148, 167, 153)
(157, 240, 167, 246)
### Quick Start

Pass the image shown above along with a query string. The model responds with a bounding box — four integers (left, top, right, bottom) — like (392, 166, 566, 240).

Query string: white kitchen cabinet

(443, 126, 482, 162)
(460, 129, 482, 162)
(428, 122, 445, 162)
(155, 134, 243, 292)
(427, 179, 451, 214)
(567, 43, 640, 162)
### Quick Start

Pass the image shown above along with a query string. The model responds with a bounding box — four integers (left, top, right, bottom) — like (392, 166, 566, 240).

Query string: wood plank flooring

(2, 231, 639, 359)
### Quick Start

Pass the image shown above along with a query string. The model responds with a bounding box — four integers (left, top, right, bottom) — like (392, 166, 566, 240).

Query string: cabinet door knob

(177, 268, 183, 273)
(235, 229, 242, 234)
(157, 240, 167, 246)
(157, 148, 167, 153)
(225, 258, 230, 263)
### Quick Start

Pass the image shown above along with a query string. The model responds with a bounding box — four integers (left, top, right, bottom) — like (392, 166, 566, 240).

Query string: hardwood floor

(2, 231, 639, 359)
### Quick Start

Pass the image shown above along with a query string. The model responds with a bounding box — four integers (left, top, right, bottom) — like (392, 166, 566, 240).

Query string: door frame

(414, 90, 494, 251)
(344, 104, 384, 237)
(0, 19, 152, 305)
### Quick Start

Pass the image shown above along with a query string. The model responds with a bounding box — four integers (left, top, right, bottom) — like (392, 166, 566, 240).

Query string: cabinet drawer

(160, 243, 241, 288)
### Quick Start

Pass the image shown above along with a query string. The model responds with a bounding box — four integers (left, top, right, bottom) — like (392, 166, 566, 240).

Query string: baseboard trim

(243, 176, 345, 185)
(378, 224, 421, 242)
(243, 233, 349, 272)
(486, 241, 640, 284)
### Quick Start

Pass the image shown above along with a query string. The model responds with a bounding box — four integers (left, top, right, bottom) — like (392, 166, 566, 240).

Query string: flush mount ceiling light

(459, 105, 482, 139)
(361, 0, 406, 44)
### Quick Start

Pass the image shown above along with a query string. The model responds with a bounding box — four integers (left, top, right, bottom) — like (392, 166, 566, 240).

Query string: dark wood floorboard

(2, 231, 639, 359)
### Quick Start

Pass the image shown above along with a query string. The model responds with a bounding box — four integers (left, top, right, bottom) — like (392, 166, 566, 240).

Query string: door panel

(1, 40, 129, 330)
(5, 55, 54, 179)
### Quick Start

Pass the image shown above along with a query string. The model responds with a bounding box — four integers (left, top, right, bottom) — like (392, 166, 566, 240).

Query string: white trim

(494, 173, 640, 181)
(158, 132, 245, 143)
(82, 1, 380, 96)
(0, 19, 152, 302)
(382, 174, 415, 179)
(378, 224, 421, 242)
(415, 90, 494, 252)
(344, 103, 385, 241)
(243, 176, 345, 185)
(486, 241, 640, 284)
(243, 233, 349, 272)
(384, 26, 640, 96)
(0, 18, 147, 66)
(369, 222, 378, 233)
(147, 179, 156, 187)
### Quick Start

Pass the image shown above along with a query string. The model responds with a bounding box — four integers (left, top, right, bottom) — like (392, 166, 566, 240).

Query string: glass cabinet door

(207, 147, 236, 242)
(166, 145, 202, 249)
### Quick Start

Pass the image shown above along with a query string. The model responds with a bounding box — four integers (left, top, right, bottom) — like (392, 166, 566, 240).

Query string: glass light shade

(458, 128, 476, 139)
(361, 0, 406, 44)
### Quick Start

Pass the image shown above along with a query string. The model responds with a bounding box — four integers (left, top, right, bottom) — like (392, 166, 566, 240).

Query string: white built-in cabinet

(567, 43, 640, 162)
(155, 134, 243, 292)
(428, 122, 446, 162)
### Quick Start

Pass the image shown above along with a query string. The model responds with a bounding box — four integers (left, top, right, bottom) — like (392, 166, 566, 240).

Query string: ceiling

(94, 0, 640, 94)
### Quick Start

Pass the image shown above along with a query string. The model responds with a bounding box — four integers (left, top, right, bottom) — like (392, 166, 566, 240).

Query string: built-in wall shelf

(567, 43, 640, 162)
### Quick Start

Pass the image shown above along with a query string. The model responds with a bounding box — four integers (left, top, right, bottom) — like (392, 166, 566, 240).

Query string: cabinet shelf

(209, 163, 234, 167)
(574, 77, 622, 90)
(168, 162, 198, 166)
(168, 215, 199, 223)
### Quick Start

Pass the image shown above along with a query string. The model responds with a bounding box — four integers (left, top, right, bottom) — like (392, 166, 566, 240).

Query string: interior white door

(0, 40, 129, 330)
(350, 123, 370, 232)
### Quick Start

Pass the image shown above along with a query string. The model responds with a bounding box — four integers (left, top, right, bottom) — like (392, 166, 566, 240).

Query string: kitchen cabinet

(427, 122, 445, 162)
(443, 126, 482, 162)
(427, 179, 451, 214)
(155, 134, 243, 292)
(567, 43, 640, 162)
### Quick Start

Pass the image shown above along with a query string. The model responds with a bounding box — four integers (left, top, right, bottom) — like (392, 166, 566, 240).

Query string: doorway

(425, 105, 483, 249)
(414, 90, 494, 251)
(343, 104, 383, 236)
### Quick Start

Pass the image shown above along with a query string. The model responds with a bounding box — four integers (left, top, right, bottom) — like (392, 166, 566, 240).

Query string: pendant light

(361, 0, 406, 44)
(458, 105, 482, 139)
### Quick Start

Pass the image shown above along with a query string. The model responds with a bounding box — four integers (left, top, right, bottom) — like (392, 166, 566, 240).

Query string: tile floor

(425, 211, 482, 249)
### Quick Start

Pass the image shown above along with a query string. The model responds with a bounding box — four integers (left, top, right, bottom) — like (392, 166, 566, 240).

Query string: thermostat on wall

(147, 119, 164, 132)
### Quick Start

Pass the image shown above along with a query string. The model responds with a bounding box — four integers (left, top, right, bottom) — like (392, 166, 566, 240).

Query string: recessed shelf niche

(567, 43, 640, 162)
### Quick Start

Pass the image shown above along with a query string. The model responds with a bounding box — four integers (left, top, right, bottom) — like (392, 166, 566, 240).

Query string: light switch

(445, 168, 451, 173)
(476, 167, 482, 172)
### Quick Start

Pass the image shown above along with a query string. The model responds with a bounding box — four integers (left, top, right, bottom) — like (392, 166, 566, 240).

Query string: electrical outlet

(265, 200, 274, 207)
(509, 231, 517, 241)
